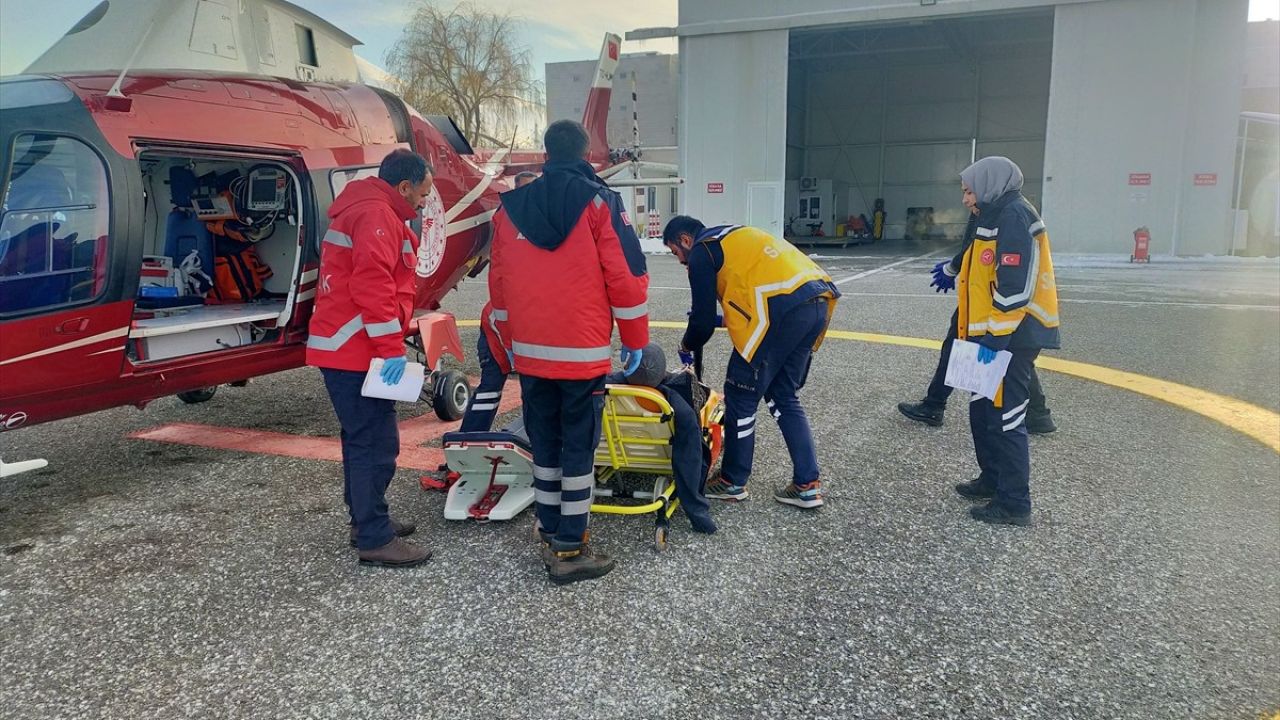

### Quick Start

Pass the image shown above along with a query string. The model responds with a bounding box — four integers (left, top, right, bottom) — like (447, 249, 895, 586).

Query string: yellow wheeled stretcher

(590, 381, 724, 551)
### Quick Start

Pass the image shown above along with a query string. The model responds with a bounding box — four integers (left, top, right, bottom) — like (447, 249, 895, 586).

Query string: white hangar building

(631, 0, 1256, 255)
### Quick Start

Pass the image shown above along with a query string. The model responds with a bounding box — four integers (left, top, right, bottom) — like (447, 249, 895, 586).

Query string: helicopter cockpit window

(329, 166, 379, 197)
(0, 134, 109, 314)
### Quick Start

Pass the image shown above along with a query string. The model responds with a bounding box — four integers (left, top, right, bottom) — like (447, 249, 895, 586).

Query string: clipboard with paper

(361, 358, 426, 402)
(944, 339, 1012, 401)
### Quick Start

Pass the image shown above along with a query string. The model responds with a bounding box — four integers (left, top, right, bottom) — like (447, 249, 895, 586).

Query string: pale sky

(1, 0, 1276, 77)
(0, 0, 679, 78)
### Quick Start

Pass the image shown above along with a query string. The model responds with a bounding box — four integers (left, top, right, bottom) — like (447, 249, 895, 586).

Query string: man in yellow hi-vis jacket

(954, 156, 1060, 526)
(663, 217, 840, 510)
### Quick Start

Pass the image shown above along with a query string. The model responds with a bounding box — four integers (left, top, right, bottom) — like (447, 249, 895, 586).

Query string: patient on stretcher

(605, 343, 717, 534)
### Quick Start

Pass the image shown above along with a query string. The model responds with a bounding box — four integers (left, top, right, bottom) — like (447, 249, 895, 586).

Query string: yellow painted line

(1035, 355, 1280, 453)
(455, 319, 1280, 453)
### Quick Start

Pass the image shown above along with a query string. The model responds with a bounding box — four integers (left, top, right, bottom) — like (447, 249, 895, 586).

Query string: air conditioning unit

(799, 177, 819, 192)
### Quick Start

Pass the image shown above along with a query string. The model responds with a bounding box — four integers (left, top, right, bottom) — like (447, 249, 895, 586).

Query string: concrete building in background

(1243, 20, 1279, 115)
(632, 0, 1258, 255)
(547, 52, 681, 239)
(547, 52, 678, 151)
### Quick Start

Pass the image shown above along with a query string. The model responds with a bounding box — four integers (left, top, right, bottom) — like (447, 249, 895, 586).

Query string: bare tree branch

(385, 1, 545, 147)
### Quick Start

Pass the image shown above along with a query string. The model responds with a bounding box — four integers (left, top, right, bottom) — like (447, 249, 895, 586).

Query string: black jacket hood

(499, 159, 604, 250)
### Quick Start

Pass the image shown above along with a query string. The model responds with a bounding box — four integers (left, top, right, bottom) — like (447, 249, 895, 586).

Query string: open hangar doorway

(785, 10, 1054, 248)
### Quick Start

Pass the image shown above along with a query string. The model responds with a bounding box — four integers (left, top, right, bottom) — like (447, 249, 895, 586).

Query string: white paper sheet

(944, 339, 1013, 401)
(361, 358, 426, 402)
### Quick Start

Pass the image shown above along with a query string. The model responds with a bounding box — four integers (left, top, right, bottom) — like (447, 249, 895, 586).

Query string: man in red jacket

(489, 120, 650, 585)
(307, 149, 433, 568)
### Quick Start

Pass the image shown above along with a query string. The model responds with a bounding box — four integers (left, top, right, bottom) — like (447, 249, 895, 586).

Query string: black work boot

(350, 517, 416, 548)
(357, 536, 432, 567)
(547, 540, 615, 585)
(954, 478, 997, 500)
(537, 529, 556, 568)
(897, 400, 945, 427)
(1026, 408, 1058, 435)
(969, 502, 1031, 527)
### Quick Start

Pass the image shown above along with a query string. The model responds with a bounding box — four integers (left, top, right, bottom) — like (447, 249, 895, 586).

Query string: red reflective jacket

(488, 164, 649, 380)
(306, 177, 419, 372)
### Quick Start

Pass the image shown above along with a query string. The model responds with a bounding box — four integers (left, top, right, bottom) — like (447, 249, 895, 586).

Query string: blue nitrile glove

(930, 261, 955, 293)
(976, 344, 998, 365)
(620, 346, 643, 375)
(678, 347, 695, 366)
(381, 356, 408, 385)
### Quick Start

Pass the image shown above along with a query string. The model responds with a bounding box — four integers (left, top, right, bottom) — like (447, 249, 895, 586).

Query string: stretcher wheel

(654, 525, 669, 552)
(652, 475, 671, 502)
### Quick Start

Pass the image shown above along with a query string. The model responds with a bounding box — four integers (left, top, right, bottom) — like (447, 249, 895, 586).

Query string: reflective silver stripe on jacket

(490, 308, 508, 321)
(306, 314, 364, 351)
(365, 318, 403, 338)
(986, 317, 1021, 332)
(402, 239, 413, 253)
(1027, 302, 1059, 324)
(512, 341, 612, 363)
(975, 227, 998, 238)
(611, 302, 648, 320)
(324, 229, 353, 248)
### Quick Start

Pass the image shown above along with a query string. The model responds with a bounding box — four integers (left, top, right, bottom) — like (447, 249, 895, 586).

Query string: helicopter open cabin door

(126, 148, 308, 364)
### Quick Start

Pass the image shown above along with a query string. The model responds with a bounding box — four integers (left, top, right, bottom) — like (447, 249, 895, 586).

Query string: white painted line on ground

(832, 252, 940, 286)
(835, 290, 1280, 311)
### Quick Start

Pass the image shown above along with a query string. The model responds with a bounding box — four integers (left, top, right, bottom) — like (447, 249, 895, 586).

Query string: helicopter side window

(0, 134, 109, 315)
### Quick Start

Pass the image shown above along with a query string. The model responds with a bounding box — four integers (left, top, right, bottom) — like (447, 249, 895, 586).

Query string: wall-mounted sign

(1128, 173, 1151, 186)
(707, 182, 724, 194)
(1194, 173, 1217, 186)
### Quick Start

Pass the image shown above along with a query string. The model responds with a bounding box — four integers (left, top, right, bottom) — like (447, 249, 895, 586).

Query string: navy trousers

(459, 333, 509, 433)
(968, 349, 1040, 514)
(321, 368, 399, 550)
(926, 309, 1048, 414)
(668, 389, 712, 519)
(520, 375, 605, 547)
(721, 299, 826, 488)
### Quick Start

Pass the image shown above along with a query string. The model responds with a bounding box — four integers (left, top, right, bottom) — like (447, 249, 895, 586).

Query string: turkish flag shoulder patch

(1000, 253, 1021, 267)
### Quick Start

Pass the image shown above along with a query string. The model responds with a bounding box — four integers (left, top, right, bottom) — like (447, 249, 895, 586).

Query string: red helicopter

(0, 35, 625, 475)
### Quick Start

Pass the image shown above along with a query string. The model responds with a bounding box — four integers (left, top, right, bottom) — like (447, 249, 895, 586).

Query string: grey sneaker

(773, 480, 824, 509)
(705, 477, 749, 501)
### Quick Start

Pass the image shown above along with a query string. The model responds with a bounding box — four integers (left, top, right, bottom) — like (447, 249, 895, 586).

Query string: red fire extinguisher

(1131, 227, 1151, 263)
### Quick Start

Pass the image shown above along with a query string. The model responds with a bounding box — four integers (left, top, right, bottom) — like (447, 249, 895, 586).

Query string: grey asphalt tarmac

(2, 243, 1277, 720)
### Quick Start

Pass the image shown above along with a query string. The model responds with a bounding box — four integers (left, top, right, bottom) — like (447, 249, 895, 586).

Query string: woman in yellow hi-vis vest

(953, 157, 1060, 526)
(663, 216, 840, 510)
